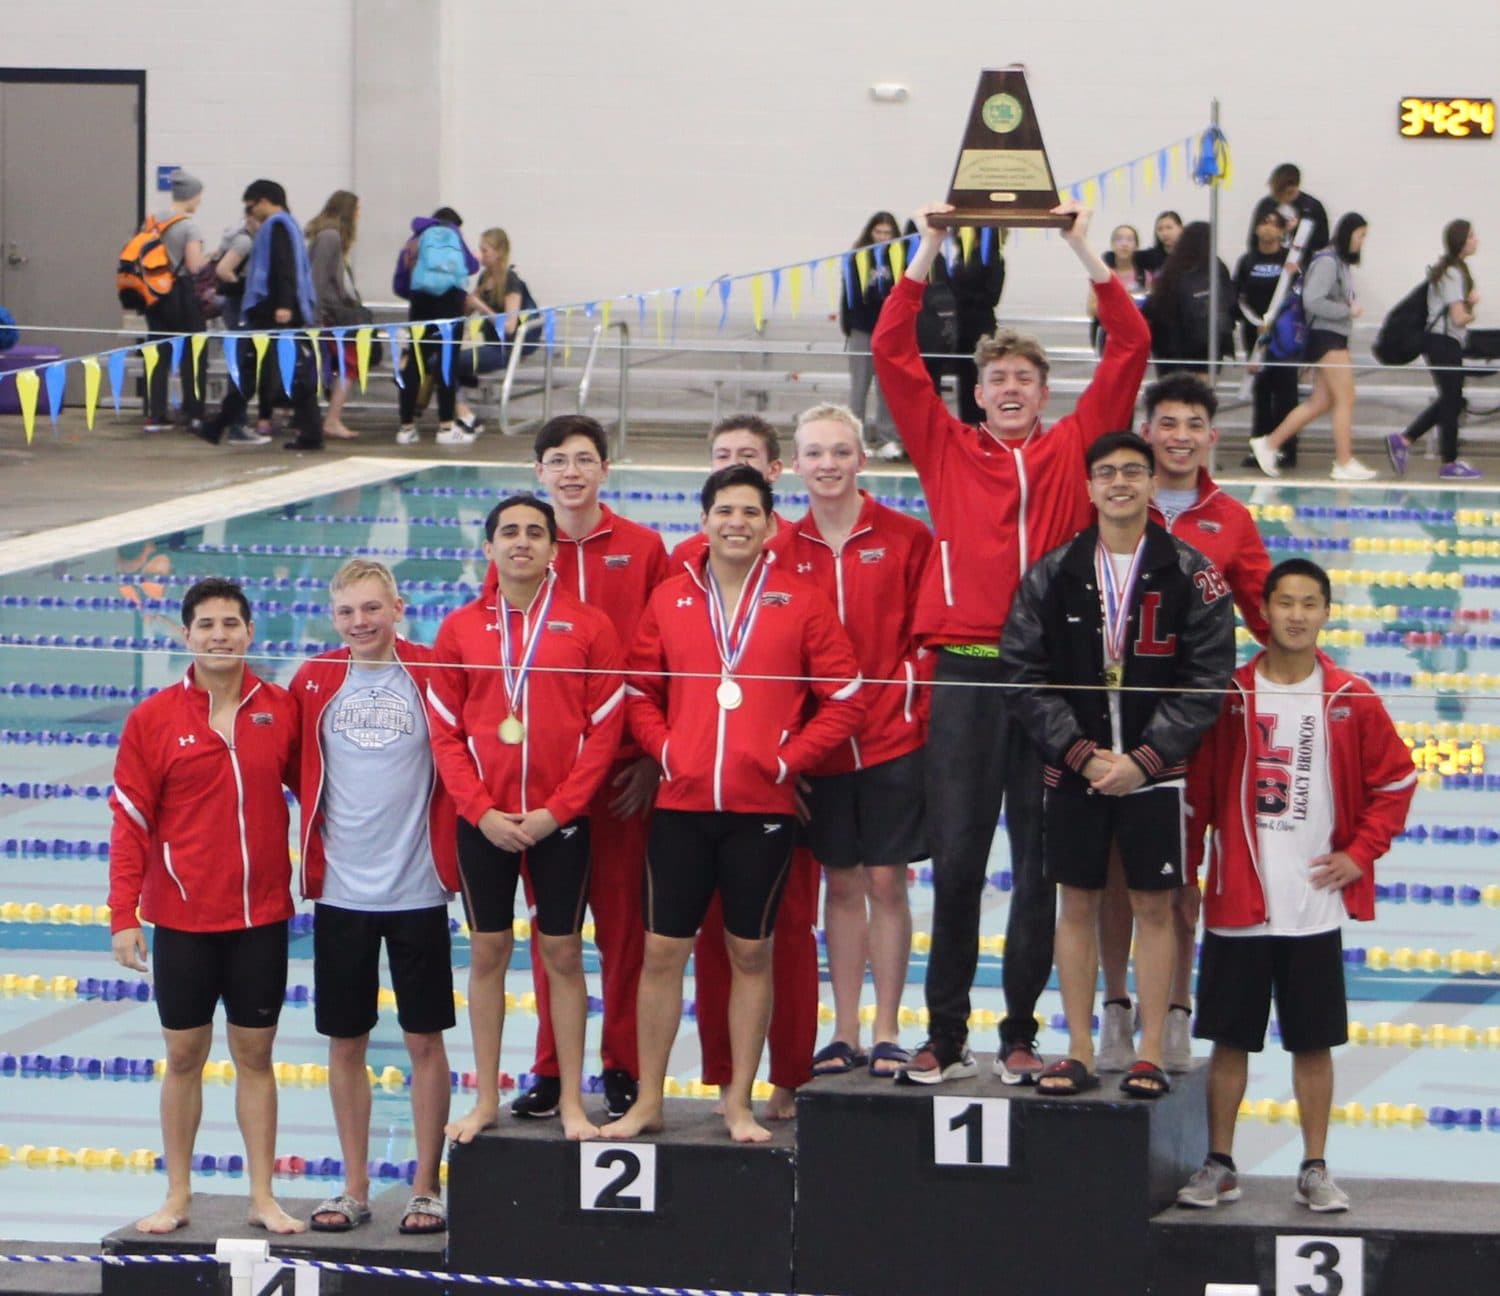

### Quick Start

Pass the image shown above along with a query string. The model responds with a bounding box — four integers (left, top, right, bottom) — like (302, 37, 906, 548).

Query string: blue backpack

(1265, 284, 1306, 362)
(409, 225, 469, 296)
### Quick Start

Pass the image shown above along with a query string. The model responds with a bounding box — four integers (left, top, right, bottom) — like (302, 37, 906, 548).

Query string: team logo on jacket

(1195, 520, 1222, 534)
(304, 680, 320, 692)
(546, 620, 574, 632)
(1193, 565, 1231, 604)
(177, 734, 196, 747)
(1330, 706, 1350, 721)
(331, 685, 416, 751)
(676, 596, 694, 608)
(858, 547, 886, 564)
(760, 591, 792, 607)
(604, 555, 632, 568)
(252, 712, 274, 725)
(796, 562, 813, 574)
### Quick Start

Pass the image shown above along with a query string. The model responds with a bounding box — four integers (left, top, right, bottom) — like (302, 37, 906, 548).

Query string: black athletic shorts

(645, 809, 796, 940)
(804, 748, 928, 870)
(1303, 328, 1348, 365)
(313, 903, 455, 1038)
(456, 815, 591, 937)
(152, 920, 289, 1032)
(1043, 784, 1185, 892)
(1193, 927, 1348, 1054)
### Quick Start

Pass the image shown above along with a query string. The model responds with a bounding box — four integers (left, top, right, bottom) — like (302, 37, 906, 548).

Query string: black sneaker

(602, 1069, 638, 1120)
(509, 1075, 561, 1118)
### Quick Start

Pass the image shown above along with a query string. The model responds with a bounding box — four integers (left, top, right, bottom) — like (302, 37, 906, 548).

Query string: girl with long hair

(840, 210, 902, 458)
(305, 189, 364, 439)
(1144, 220, 1235, 378)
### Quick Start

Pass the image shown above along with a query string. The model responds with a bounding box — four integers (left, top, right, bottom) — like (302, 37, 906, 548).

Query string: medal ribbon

(1095, 537, 1146, 666)
(496, 572, 557, 717)
(705, 556, 772, 677)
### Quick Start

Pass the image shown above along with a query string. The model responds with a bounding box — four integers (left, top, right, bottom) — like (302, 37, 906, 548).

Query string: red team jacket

(628, 550, 866, 814)
(779, 492, 933, 774)
(872, 274, 1151, 644)
(289, 638, 461, 900)
(426, 577, 626, 827)
(1186, 652, 1417, 927)
(108, 667, 299, 934)
(1150, 472, 1271, 642)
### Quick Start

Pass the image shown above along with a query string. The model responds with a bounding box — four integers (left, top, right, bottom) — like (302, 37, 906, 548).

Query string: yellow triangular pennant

(410, 323, 427, 382)
(189, 334, 207, 401)
(14, 370, 38, 444)
(83, 357, 101, 431)
(355, 328, 372, 392)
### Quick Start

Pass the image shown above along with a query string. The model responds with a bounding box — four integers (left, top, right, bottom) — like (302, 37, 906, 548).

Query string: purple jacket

(392, 217, 481, 299)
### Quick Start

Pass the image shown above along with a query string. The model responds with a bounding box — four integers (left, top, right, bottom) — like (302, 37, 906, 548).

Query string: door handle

(5, 243, 27, 267)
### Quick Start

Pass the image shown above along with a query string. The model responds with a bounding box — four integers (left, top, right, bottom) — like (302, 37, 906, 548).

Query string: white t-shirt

(1211, 666, 1343, 937)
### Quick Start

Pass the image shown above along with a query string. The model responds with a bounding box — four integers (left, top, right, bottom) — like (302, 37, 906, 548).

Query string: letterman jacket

(998, 522, 1236, 793)
(1150, 472, 1271, 642)
(873, 272, 1150, 645)
(781, 492, 933, 774)
(108, 666, 298, 934)
(289, 638, 460, 900)
(1186, 652, 1417, 926)
(426, 576, 625, 827)
(627, 549, 866, 815)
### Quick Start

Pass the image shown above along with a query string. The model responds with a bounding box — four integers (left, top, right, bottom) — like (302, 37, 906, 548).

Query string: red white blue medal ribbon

(497, 572, 557, 726)
(1095, 537, 1146, 676)
(705, 556, 771, 706)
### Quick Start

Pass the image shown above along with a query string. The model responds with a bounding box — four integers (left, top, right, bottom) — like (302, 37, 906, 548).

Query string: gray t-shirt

(318, 662, 447, 912)
(1427, 265, 1469, 346)
(152, 209, 202, 271)
(1155, 487, 1199, 524)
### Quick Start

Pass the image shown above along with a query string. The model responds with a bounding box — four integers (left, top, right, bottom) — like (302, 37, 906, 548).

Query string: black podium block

(1148, 1177, 1500, 1296)
(448, 1100, 795, 1292)
(796, 1057, 1208, 1296)
(99, 1190, 445, 1296)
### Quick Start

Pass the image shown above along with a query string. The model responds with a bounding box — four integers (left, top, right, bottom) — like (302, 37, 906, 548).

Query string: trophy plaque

(931, 68, 1072, 229)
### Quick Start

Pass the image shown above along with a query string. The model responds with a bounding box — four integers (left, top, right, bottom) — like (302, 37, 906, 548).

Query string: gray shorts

(804, 747, 928, 870)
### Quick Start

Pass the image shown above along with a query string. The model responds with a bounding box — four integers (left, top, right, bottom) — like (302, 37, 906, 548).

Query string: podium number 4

(1276, 1235, 1363, 1296)
(931, 1096, 1010, 1167)
(580, 1142, 658, 1212)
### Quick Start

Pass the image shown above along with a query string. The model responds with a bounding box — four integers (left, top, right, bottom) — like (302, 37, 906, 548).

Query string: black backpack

(1372, 281, 1433, 366)
(916, 278, 958, 357)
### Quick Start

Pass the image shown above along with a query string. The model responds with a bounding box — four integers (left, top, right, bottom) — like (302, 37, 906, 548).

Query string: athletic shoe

(1250, 437, 1282, 478)
(1095, 1003, 1137, 1072)
(993, 1039, 1046, 1086)
(142, 420, 175, 434)
(455, 414, 485, 437)
(192, 421, 225, 446)
(1177, 1159, 1241, 1208)
(509, 1076, 561, 1118)
(1329, 457, 1378, 482)
(1162, 1006, 1193, 1073)
(895, 1038, 978, 1086)
(1385, 432, 1410, 476)
(1295, 1164, 1350, 1213)
(225, 424, 271, 447)
(875, 442, 906, 462)
(435, 425, 478, 447)
(396, 425, 420, 446)
(602, 1069, 638, 1120)
(1439, 459, 1483, 480)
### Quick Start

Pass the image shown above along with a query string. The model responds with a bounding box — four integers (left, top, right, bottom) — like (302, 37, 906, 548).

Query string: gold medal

(1102, 662, 1123, 690)
(499, 714, 525, 744)
(716, 677, 744, 710)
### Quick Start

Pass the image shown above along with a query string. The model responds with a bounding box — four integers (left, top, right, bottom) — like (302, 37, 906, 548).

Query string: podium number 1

(1275, 1235, 1363, 1296)
(931, 1096, 1010, 1167)
(579, 1142, 658, 1212)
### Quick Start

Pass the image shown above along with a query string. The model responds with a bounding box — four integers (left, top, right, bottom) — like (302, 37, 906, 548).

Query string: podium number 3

(580, 1142, 658, 1212)
(1275, 1235, 1363, 1296)
(931, 1096, 1010, 1167)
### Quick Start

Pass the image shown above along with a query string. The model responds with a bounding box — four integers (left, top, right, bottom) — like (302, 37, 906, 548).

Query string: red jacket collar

(182, 663, 263, 700)
(1234, 648, 1356, 695)
(792, 490, 878, 545)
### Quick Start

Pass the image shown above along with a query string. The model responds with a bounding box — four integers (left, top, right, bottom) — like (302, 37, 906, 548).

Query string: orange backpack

(116, 213, 187, 310)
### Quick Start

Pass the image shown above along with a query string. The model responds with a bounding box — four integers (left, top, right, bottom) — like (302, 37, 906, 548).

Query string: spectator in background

(1090, 224, 1148, 354)
(1250, 214, 1377, 482)
(1247, 163, 1330, 256)
(451, 227, 533, 432)
(927, 228, 1008, 425)
(305, 190, 367, 442)
(1135, 210, 1183, 279)
(212, 213, 276, 443)
(1235, 209, 1300, 467)
(144, 171, 209, 436)
(393, 207, 482, 447)
(841, 212, 902, 459)
(1145, 221, 1235, 378)
(1388, 220, 1483, 480)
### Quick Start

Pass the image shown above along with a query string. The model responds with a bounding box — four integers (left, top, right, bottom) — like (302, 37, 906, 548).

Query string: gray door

(0, 79, 141, 389)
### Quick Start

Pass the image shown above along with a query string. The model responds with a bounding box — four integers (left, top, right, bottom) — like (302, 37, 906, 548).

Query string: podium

(795, 1058, 1209, 1296)
(448, 1100, 796, 1292)
(1148, 1177, 1500, 1295)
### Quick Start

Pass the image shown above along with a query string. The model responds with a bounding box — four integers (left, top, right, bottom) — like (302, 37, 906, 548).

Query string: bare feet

(724, 1103, 773, 1144)
(561, 1102, 601, 1142)
(134, 1200, 190, 1234)
(599, 1105, 665, 1140)
(249, 1199, 307, 1234)
(445, 1102, 500, 1144)
(764, 1086, 797, 1121)
(324, 423, 359, 440)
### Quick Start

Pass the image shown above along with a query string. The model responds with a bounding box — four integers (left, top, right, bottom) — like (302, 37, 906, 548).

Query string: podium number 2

(580, 1142, 657, 1212)
(1275, 1235, 1363, 1296)
(931, 1096, 1010, 1167)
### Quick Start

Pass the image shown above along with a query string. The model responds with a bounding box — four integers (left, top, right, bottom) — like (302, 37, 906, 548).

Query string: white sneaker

(1295, 1163, 1350, 1213)
(1250, 437, 1282, 478)
(874, 442, 905, 462)
(435, 425, 478, 447)
(396, 425, 420, 446)
(1096, 1002, 1137, 1072)
(1163, 1006, 1193, 1073)
(1330, 457, 1378, 482)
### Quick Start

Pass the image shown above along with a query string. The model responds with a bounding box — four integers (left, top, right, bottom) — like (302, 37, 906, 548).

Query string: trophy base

(929, 207, 1075, 230)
